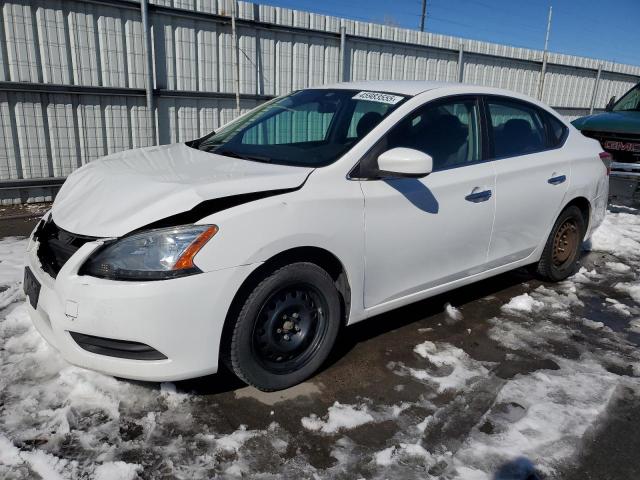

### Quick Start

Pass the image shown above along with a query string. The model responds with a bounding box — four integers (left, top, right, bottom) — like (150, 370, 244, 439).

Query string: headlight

(81, 225, 218, 280)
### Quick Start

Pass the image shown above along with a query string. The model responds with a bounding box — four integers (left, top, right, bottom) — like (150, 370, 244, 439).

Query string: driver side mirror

(605, 95, 616, 111)
(376, 147, 433, 178)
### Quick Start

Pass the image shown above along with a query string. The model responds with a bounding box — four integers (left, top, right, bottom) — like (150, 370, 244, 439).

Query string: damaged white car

(24, 81, 609, 391)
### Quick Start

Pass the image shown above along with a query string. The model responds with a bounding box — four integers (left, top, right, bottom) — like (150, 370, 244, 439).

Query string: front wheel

(535, 205, 586, 282)
(225, 262, 341, 391)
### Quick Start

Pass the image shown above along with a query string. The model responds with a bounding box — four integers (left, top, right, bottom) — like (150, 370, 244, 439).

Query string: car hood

(52, 143, 313, 238)
(572, 111, 640, 135)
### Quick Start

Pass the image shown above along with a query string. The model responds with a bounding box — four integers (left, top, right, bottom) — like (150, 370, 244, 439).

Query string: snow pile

(629, 319, 640, 334)
(500, 293, 544, 313)
(604, 261, 632, 273)
(404, 341, 488, 394)
(93, 461, 142, 480)
(0, 433, 79, 480)
(604, 297, 633, 317)
(590, 207, 640, 263)
(444, 303, 463, 322)
(452, 359, 620, 478)
(374, 442, 433, 466)
(0, 237, 28, 284)
(0, 240, 195, 479)
(0, 298, 151, 479)
(616, 282, 640, 304)
(301, 402, 374, 433)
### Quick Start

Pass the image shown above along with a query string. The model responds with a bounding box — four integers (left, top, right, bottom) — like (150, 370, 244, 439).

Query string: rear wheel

(535, 205, 585, 282)
(225, 262, 341, 391)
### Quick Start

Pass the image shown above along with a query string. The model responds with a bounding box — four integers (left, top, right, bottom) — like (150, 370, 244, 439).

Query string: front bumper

(25, 238, 255, 382)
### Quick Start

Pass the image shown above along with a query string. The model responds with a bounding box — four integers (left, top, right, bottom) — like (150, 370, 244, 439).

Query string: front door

(360, 96, 496, 308)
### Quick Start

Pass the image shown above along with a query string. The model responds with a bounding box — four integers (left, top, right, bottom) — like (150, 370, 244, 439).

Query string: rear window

(545, 112, 568, 148)
(487, 99, 547, 158)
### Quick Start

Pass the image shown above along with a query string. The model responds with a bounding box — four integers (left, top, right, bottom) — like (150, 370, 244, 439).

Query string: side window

(382, 98, 482, 171)
(545, 112, 568, 148)
(487, 99, 546, 158)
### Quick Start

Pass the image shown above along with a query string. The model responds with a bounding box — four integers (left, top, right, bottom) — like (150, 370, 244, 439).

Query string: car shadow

(384, 178, 439, 213)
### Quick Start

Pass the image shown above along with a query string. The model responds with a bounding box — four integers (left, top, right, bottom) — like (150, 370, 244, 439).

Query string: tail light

(599, 152, 612, 176)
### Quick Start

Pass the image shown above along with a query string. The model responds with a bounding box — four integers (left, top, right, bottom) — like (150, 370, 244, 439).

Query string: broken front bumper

(24, 236, 255, 382)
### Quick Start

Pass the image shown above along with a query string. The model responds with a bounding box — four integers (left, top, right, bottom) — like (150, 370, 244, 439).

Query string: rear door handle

(465, 189, 492, 203)
(548, 174, 567, 185)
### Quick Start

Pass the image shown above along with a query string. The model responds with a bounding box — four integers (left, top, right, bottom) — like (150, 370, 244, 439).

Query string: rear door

(485, 96, 570, 267)
(360, 96, 496, 308)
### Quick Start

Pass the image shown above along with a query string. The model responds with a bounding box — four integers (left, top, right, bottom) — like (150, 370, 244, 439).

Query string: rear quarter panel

(564, 127, 608, 236)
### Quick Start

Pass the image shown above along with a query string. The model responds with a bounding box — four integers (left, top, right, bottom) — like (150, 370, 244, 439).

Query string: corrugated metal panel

(462, 54, 540, 98)
(0, 0, 640, 203)
(543, 65, 597, 108)
(349, 40, 458, 83)
(597, 72, 639, 106)
(156, 96, 259, 144)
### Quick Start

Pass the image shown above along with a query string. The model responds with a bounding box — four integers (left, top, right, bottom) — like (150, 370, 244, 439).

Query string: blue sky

(258, 0, 640, 66)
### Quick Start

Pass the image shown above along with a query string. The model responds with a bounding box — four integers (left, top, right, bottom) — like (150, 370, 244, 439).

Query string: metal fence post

(339, 23, 346, 82)
(537, 6, 553, 100)
(589, 63, 603, 114)
(140, 0, 157, 145)
(457, 43, 464, 82)
(231, 0, 241, 116)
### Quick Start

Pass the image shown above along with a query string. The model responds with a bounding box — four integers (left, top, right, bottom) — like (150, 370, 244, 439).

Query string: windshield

(193, 89, 407, 167)
(613, 83, 640, 112)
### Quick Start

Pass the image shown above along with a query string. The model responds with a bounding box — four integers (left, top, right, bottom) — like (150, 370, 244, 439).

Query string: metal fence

(1, 0, 639, 203)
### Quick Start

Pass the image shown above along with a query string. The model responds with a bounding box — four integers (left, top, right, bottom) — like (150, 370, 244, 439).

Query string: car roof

(317, 80, 452, 96)
(314, 80, 565, 120)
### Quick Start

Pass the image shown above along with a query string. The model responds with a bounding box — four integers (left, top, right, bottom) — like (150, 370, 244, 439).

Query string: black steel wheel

(252, 284, 329, 374)
(225, 262, 341, 391)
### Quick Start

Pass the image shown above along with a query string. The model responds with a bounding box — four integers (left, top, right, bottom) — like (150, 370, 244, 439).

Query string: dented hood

(52, 143, 313, 237)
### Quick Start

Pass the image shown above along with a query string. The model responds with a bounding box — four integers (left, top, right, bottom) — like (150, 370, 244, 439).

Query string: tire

(535, 205, 586, 282)
(225, 262, 341, 391)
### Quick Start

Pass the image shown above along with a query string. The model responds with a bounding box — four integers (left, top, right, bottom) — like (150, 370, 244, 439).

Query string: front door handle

(548, 174, 567, 185)
(465, 189, 492, 203)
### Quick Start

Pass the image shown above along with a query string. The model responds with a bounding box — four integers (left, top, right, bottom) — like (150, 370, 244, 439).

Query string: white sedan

(24, 81, 609, 391)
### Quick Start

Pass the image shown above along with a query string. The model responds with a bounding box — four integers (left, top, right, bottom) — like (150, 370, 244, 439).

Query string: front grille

(69, 332, 168, 360)
(581, 130, 640, 164)
(35, 220, 96, 278)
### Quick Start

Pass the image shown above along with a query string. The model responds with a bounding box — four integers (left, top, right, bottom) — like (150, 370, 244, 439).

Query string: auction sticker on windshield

(352, 91, 404, 105)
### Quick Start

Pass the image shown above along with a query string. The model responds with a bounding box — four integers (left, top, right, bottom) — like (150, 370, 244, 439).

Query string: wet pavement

(0, 205, 639, 479)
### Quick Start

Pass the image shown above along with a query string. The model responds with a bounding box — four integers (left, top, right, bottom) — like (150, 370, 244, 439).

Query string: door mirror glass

(377, 147, 433, 178)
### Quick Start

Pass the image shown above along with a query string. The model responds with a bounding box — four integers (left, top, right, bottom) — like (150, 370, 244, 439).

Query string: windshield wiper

(214, 149, 273, 163)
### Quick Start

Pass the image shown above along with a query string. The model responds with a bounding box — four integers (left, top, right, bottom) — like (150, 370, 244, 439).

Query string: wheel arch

(219, 246, 352, 363)
(562, 196, 591, 232)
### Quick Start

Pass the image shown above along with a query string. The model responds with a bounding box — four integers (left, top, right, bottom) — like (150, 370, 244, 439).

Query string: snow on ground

(407, 341, 489, 394)
(444, 302, 463, 322)
(0, 238, 27, 285)
(449, 207, 640, 479)
(1, 206, 640, 479)
(301, 402, 374, 433)
(590, 207, 640, 262)
(453, 360, 620, 478)
(0, 240, 279, 479)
